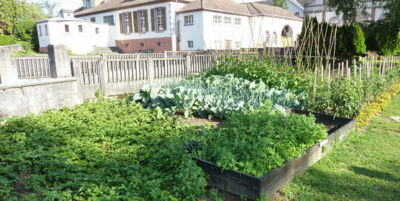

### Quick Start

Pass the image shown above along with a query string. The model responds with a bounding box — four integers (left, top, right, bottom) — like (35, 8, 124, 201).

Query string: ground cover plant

(132, 74, 306, 118)
(192, 102, 328, 178)
(0, 95, 207, 200)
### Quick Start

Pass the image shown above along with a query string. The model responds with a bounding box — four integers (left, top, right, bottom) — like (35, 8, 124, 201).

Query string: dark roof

(177, 0, 250, 16)
(178, 0, 302, 20)
(247, 3, 302, 20)
(75, 0, 188, 17)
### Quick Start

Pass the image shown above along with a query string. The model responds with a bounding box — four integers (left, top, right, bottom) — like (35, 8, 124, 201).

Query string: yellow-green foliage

(356, 80, 400, 130)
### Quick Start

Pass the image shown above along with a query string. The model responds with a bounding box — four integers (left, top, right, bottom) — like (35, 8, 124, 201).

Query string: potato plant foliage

(132, 74, 306, 118)
(0, 96, 207, 200)
(192, 103, 328, 178)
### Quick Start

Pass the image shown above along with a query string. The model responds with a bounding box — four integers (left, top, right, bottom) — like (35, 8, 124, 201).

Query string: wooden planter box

(194, 111, 356, 200)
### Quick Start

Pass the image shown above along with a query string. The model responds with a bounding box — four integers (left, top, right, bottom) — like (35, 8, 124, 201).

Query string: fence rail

(13, 57, 51, 79)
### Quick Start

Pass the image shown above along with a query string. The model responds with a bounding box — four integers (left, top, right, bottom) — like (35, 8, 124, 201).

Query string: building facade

(304, 0, 386, 25)
(37, 0, 303, 54)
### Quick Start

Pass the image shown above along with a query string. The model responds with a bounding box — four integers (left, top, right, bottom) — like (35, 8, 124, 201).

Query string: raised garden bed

(194, 111, 356, 200)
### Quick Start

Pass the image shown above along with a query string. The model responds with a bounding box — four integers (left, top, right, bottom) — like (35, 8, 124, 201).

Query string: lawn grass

(282, 95, 400, 201)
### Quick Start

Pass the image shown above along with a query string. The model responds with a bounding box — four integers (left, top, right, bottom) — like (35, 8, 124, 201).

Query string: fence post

(258, 48, 264, 63)
(99, 55, 108, 92)
(148, 59, 154, 82)
(0, 45, 21, 85)
(48, 45, 71, 78)
(185, 54, 192, 75)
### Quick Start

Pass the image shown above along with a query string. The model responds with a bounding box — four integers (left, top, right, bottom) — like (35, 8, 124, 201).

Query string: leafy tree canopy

(274, 0, 288, 9)
(328, 0, 400, 29)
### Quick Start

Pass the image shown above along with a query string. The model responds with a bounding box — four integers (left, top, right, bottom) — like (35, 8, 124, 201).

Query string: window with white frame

(65, 25, 69, 33)
(155, 8, 164, 31)
(213, 15, 222, 23)
(123, 13, 130, 34)
(95, 27, 99, 34)
(103, 15, 114, 25)
(223, 16, 231, 24)
(188, 40, 194, 48)
(39, 25, 42, 36)
(235, 41, 241, 49)
(45, 24, 48, 35)
(234, 18, 241, 25)
(138, 10, 146, 32)
(90, 17, 96, 22)
(184, 15, 194, 25)
(78, 25, 83, 32)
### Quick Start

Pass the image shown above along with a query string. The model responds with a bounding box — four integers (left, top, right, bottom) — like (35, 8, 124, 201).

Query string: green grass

(283, 95, 400, 201)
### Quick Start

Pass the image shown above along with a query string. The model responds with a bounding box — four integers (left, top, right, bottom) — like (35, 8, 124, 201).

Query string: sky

(27, 0, 82, 11)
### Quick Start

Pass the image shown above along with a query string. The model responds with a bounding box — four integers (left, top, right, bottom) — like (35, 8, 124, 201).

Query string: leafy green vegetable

(192, 103, 328, 178)
(0, 96, 206, 200)
(132, 74, 307, 118)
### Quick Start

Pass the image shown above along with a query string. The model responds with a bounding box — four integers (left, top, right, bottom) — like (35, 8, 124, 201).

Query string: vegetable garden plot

(192, 111, 356, 200)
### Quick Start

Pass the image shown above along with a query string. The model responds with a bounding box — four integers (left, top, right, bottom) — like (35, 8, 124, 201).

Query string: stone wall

(0, 78, 83, 118)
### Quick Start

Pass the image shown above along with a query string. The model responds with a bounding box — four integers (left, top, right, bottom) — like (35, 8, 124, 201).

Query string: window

(157, 42, 162, 47)
(140, 43, 145, 47)
(213, 15, 222, 23)
(65, 25, 69, 33)
(265, 31, 270, 45)
(90, 17, 96, 22)
(234, 18, 241, 25)
(295, 12, 300, 17)
(235, 41, 241, 49)
(95, 27, 99, 34)
(78, 25, 83, 32)
(223, 17, 231, 24)
(188, 41, 194, 48)
(39, 25, 42, 36)
(138, 10, 146, 32)
(45, 24, 48, 35)
(123, 13, 130, 34)
(103, 15, 114, 25)
(184, 15, 194, 25)
(154, 8, 164, 31)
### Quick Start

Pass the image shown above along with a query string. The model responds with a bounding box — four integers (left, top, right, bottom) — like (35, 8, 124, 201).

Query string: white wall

(178, 10, 303, 51)
(80, 2, 175, 41)
(37, 19, 115, 54)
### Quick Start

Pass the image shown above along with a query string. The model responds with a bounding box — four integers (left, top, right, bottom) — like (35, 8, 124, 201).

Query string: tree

(273, 0, 288, 9)
(0, 0, 21, 34)
(40, 0, 58, 17)
(328, 0, 400, 29)
(0, 0, 47, 51)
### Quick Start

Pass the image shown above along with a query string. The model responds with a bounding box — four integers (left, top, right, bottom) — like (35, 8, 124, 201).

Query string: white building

(304, 0, 386, 25)
(36, 9, 115, 54)
(36, 0, 303, 54)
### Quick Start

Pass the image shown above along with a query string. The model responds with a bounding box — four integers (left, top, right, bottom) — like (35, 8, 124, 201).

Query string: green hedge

(0, 34, 32, 51)
(362, 21, 400, 56)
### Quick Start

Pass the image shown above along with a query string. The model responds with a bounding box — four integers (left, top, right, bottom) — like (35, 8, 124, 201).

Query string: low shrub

(356, 80, 400, 129)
